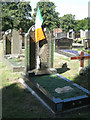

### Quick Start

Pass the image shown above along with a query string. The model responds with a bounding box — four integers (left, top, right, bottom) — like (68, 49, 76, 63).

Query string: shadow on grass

(2, 82, 53, 119)
(73, 69, 90, 91)
(2, 79, 90, 119)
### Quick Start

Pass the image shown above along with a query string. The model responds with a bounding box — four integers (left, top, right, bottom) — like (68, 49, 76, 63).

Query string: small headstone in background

(55, 37, 73, 49)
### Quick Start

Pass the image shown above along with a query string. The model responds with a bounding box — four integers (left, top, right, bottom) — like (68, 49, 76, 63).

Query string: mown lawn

(54, 52, 89, 90)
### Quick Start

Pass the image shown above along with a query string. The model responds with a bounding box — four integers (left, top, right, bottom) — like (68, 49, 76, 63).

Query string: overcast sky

(25, 0, 89, 20)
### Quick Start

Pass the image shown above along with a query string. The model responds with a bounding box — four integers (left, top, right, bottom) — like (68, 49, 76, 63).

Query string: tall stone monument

(25, 25, 56, 75)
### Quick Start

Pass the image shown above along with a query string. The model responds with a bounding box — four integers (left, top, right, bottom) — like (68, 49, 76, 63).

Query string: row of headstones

(54, 29, 90, 40)
(3, 29, 25, 55)
(67, 29, 90, 49)
(55, 29, 90, 49)
(67, 29, 90, 40)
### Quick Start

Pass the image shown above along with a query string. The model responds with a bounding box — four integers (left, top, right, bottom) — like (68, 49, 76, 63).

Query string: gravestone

(55, 37, 73, 49)
(19, 33, 25, 49)
(67, 29, 75, 39)
(25, 26, 56, 75)
(25, 25, 36, 73)
(80, 29, 85, 38)
(11, 29, 21, 54)
(3, 29, 12, 55)
(75, 31, 80, 39)
(55, 32, 67, 38)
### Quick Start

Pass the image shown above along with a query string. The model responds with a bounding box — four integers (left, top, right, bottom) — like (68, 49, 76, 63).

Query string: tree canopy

(33, 0, 60, 31)
(2, 1, 89, 32)
(60, 14, 76, 32)
(75, 18, 88, 31)
(2, 2, 34, 32)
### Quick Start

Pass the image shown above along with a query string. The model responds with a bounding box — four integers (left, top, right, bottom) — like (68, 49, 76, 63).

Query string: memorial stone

(19, 33, 25, 49)
(83, 30, 90, 49)
(55, 32, 67, 38)
(25, 26, 56, 75)
(55, 37, 73, 49)
(11, 29, 21, 54)
(3, 29, 12, 55)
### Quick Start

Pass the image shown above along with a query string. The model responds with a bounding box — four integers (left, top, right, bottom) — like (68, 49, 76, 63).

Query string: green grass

(86, 50, 90, 54)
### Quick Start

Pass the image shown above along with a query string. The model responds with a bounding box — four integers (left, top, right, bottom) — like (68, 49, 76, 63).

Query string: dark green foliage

(33, 0, 60, 31)
(75, 18, 88, 31)
(2, 1, 89, 33)
(60, 14, 77, 32)
(60, 14, 88, 32)
(2, 2, 34, 32)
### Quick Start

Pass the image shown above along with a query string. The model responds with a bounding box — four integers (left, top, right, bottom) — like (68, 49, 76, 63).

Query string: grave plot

(22, 73, 90, 112)
(2, 55, 25, 72)
(2, 29, 25, 72)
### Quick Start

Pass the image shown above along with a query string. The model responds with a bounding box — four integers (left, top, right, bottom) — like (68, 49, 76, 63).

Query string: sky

(25, 0, 89, 20)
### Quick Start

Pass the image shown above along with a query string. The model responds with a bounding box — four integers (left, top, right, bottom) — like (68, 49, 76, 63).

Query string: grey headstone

(12, 29, 20, 54)
(55, 37, 73, 49)
(39, 43, 48, 69)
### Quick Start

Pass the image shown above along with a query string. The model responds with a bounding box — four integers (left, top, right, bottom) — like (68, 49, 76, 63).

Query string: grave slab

(21, 73, 90, 113)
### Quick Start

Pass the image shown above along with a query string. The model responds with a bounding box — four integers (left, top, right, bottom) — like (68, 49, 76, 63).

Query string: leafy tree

(33, 0, 60, 31)
(75, 18, 88, 31)
(60, 14, 76, 32)
(2, 2, 33, 32)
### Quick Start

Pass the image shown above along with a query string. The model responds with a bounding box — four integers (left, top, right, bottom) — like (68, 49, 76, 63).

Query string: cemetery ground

(0, 41, 90, 118)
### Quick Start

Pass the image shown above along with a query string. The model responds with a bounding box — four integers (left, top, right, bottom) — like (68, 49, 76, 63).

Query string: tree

(33, 0, 60, 31)
(2, 2, 33, 32)
(60, 14, 76, 32)
(75, 18, 88, 31)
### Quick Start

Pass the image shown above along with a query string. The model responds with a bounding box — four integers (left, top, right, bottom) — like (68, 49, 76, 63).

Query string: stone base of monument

(21, 73, 90, 113)
(35, 68, 57, 75)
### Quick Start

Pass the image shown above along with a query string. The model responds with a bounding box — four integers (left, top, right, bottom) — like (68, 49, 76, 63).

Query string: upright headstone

(80, 29, 85, 38)
(19, 33, 25, 49)
(75, 31, 80, 39)
(25, 25, 36, 73)
(55, 32, 67, 39)
(68, 29, 75, 39)
(11, 29, 21, 54)
(83, 30, 90, 49)
(55, 37, 73, 49)
(3, 29, 12, 55)
(25, 26, 56, 75)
